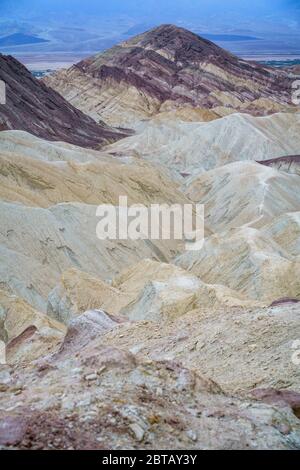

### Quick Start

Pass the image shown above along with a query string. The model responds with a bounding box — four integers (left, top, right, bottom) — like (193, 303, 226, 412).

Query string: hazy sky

(0, 0, 299, 20)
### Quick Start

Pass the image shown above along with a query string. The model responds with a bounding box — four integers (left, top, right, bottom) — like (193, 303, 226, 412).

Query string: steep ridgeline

(45, 24, 296, 127)
(257, 155, 300, 176)
(0, 54, 129, 148)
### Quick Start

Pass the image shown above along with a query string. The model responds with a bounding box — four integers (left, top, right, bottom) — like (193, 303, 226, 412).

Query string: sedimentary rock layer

(0, 54, 129, 148)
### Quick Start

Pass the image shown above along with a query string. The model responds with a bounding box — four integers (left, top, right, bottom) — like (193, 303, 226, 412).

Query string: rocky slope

(44, 24, 297, 128)
(0, 54, 128, 148)
(176, 217, 300, 303)
(98, 301, 300, 395)
(47, 261, 259, 327)
(0, 130, 188, 208)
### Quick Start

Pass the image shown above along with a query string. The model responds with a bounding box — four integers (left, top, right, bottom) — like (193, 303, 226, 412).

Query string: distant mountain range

(0, 33, 49, 47)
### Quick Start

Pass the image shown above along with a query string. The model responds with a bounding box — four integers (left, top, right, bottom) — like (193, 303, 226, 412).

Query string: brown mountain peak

(123, 23, 233, 64)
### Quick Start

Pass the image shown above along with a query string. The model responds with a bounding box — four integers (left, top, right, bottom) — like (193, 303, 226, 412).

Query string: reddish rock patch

(251, 388, 300, 419)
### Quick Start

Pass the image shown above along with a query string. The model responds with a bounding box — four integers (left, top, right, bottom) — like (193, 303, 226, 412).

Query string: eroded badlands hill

(106, 112, 300, 177)
(2, 337, 300, 450)
(1, 26, 300, 449)
(0, 54, 128, 148)
(44, 24, 296, 128)
(0, 127, 300, 448)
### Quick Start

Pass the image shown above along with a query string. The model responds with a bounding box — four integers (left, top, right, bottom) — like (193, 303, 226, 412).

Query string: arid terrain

(0, 25, 300, 450)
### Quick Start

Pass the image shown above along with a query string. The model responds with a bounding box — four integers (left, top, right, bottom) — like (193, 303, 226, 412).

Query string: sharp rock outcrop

(45, 24, 297, 128)
(0, 54, 129, 148)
